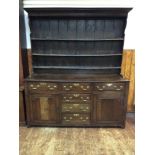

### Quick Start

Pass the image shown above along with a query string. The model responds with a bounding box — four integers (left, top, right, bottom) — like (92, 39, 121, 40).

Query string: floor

(19, 113, 135, 155)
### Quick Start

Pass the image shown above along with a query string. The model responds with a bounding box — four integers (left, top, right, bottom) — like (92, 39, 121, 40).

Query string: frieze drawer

(95, 83, 124, 91)
(62, 103, 90, 113)
(28, 82, 58, 92)
(62, 113, 90, 124)
(62, 94, 91, 103)
(62, 83, 91, 92)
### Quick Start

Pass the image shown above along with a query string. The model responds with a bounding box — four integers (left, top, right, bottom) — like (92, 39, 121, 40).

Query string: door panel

(94, 91, 124, 123)
(30, 95, 59, 123)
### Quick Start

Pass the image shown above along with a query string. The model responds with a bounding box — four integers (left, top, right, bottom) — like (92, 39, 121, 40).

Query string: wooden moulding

(121, 49, 135, 112)
(27, 49, 33, 77)
(19, 86, 26, 126)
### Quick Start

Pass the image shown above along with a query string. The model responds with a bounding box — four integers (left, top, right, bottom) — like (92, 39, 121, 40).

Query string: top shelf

(31, 38, 124, 41)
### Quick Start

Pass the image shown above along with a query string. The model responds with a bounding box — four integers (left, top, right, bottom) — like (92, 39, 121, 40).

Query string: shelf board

(33, 66, 121, 70)
(31, 38, 124, 41)
(32, 53, 122, 56)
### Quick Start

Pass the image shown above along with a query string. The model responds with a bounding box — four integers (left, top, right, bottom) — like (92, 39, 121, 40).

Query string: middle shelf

(32, 53, 122, 57)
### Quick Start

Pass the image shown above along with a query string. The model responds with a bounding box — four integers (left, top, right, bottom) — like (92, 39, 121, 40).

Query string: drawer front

(62, 103, 90, 113)
(62, 83, 91, 92)
(28, 82, 58, 92)
(62, 113, 90, 124)
(61, 94, 91, 103)
(95, 83, 124, 91)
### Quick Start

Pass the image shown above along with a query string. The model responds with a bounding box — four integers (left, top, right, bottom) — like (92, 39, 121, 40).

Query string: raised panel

(94, 92, 124, 122)
(30, 95, 59, 123)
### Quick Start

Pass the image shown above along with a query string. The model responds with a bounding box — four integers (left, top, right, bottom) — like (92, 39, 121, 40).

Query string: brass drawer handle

(40, 82, 46, 85)
(63, 85, 71, 90)
(96, 86, 103, 90)
(116, 88, 121, 90)
(73, 114, 79, 117)
(96, 86, 104, 91)
(65, 100, 70, 102)
(80, 85, 90, 90)
(73, 94, 80, 97)
(73, 83, 79, 86)
(32, 87, 37, 90)
(106, 83, 113, 87)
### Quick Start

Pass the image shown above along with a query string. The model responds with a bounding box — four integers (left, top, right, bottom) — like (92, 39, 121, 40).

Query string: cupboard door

(94, 91, 124, 123)
(30, 95, 59, 123)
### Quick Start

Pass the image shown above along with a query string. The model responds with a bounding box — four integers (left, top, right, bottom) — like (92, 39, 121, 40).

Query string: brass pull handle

(73, 83, 79, 86)
(106, 83, 113, 87)
(116, 88, 121, 90)
(64, 88, 71, 91)
(32, 87, 37, 90)
(97, 88, 103, 91)
(40, 82, 46, 85)
(73, 114, 79, 117)
(96, 86, 104, 90)
(73, 94, 80, 97)
(80, 85, 90, 90)
(83, 100, 87, 102)
(63, 85, 71, 90)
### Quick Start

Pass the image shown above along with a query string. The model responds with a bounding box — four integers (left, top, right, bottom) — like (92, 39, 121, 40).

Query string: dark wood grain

(24, 8, 131, 127)
(19, 86, 26, 126)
